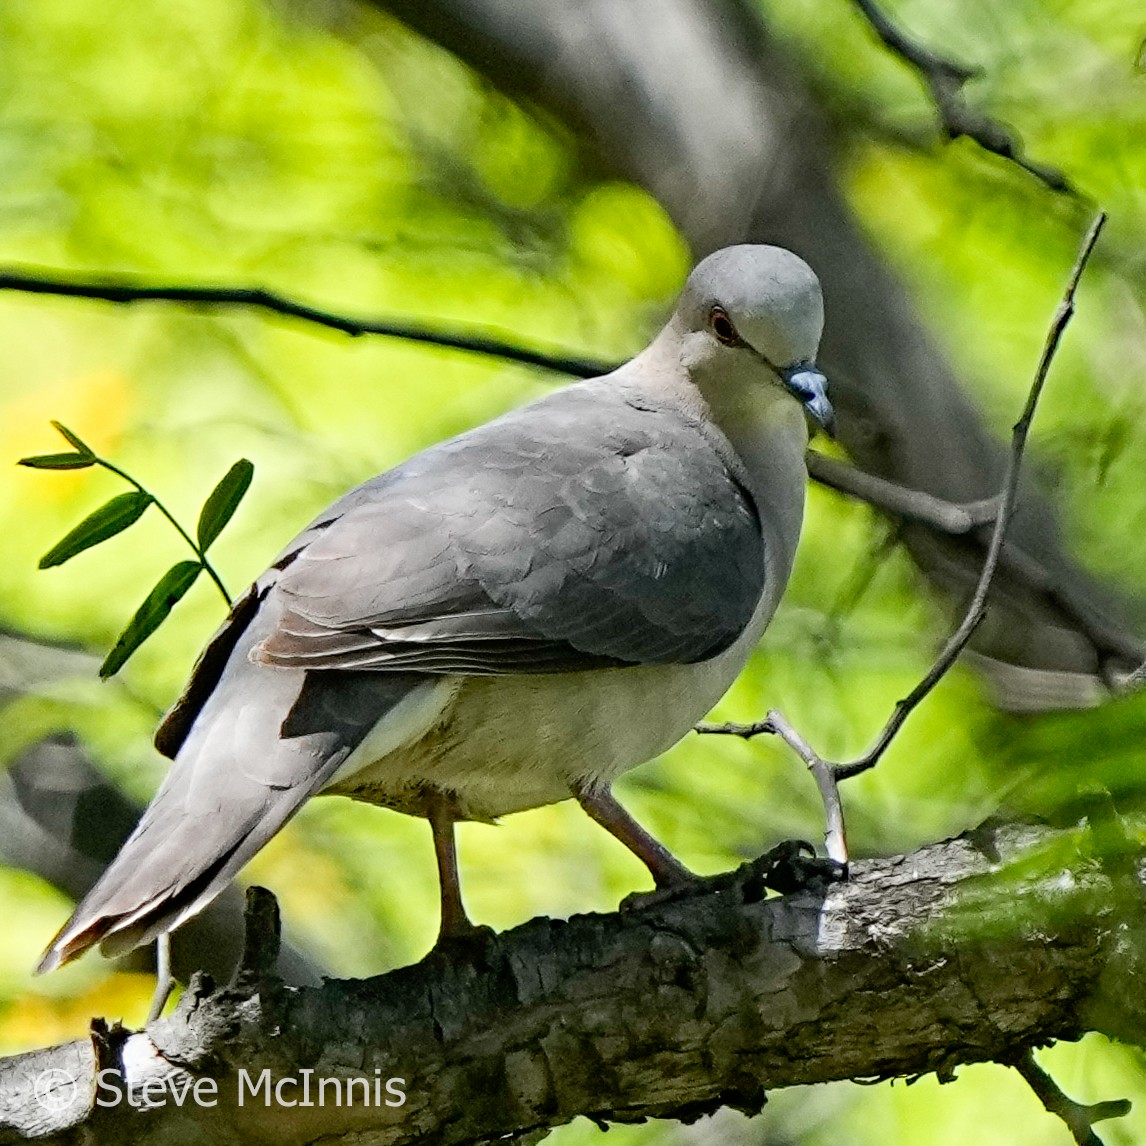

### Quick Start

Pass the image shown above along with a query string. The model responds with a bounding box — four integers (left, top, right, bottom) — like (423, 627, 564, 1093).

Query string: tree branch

(806, 451, 999, 534)
(835, 211, 1107, 777)
(1012, 1050, 1132, 1146)
(850, 0, 1076, 194)
(0, 820, 1140, 1144)
(0, 267, 611, 379)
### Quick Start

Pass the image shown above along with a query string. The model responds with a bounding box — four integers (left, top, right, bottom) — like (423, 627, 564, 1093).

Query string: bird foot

(751, 839, 848, 896)
(423, 923, 497, 965)
(619, 878, 708, 913)
(617, 841, 847, 915)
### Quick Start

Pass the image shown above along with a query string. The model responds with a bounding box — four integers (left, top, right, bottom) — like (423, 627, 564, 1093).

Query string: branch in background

(1012, 1050, 1132, 1146)
(0, 820, 1140, 1144)
(0, 267, 611, 378)
(811, 450, 1145, 672)
(804, 453, 1144, 671)
(806, 452, 998, 533)
(850, 0, 1076, 194)
(701, 213, 1108, 862)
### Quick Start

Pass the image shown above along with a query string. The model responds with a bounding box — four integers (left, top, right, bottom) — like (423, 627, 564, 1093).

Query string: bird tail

(36, 665, 429, 974)
(35, 777, 319, 973)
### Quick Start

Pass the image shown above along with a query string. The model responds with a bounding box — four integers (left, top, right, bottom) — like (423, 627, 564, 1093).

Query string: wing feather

(251, 379, 766, 675)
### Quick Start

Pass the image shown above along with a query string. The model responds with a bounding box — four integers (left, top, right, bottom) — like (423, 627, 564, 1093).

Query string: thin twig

(1012, 1050, 1131, 1145)
(770, 712, 849, 863)
(702, 213, 1107, 858)
(0, 267, 612, 379)
(850, 0, 1075, 195)
(836, 211, 1106, 779)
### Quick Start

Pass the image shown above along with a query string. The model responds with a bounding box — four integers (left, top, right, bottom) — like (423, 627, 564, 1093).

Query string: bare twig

(850, 0, 1075, 194)
(0, 267, 612, 379)
(838, 211, 1106, 777)
(702, 213, 1108, 857)
(807, 452, 999, 533)
(1012, 1050, 1131, 1145)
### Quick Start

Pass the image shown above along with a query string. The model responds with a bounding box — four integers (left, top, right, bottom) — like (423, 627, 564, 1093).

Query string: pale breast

(324, 580, 779, 822)
(324, 412, 807, 822)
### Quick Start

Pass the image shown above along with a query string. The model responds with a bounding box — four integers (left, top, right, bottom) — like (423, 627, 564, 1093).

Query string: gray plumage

(259, 379, 764, 673)
(38, 244, 831, 972)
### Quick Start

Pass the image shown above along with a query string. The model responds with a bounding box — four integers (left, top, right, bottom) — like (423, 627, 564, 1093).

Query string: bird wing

(254, 378, 766, 675)
(57, 375, 765, 968)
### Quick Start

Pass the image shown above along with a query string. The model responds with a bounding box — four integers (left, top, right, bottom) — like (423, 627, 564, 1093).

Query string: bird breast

(324, 561, 786, 823)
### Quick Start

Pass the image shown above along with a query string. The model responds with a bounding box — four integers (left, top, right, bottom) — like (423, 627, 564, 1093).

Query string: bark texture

(2, 820, 1142, 1145)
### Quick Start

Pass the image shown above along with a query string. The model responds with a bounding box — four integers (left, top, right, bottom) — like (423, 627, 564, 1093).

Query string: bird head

(674, 244, 834, 437)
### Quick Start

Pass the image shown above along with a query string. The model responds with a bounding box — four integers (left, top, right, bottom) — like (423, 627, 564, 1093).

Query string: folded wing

(257, 379, 766, 675)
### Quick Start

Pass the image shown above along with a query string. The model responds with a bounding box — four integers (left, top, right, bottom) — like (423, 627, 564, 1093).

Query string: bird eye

(709, 306, 739, 346)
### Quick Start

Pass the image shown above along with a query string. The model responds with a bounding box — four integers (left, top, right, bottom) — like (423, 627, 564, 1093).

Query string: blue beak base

(781, 364, 835, 438)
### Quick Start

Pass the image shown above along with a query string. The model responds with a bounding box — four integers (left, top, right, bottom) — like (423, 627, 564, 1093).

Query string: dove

(38, 243, 832, 973)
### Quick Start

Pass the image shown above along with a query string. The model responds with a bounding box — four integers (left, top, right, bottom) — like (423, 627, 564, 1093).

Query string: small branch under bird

(37, 245, 833, 973)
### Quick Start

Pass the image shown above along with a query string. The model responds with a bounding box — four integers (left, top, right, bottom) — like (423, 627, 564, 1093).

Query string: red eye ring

(709, 306, 739, 346)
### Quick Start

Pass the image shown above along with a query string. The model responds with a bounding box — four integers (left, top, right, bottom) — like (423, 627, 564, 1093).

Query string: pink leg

(427, 795, 480, 941)
(574, 781, 693, 889)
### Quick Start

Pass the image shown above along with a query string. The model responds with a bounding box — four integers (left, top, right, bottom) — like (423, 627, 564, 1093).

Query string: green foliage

(100, 560, 203, 679)
(37, 492, 152, 568)
(19, 420, 252, 675)
(196, 459, 255, 552)
(15, 453, 94, 471)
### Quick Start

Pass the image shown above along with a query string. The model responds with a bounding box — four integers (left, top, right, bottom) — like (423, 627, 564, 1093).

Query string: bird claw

(619, 879, 707, 913)
(423, 923, 497, 964)
(753, 839, 848, 896)
(617, 841, 848, 915)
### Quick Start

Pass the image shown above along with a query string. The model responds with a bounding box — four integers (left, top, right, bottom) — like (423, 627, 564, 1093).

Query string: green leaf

(50, 421, 96, 459)
(196, 458, 254, 552)
(17, 452, 95, 470)
(39, 491, 154, 569)
(99, 560, 202, 678)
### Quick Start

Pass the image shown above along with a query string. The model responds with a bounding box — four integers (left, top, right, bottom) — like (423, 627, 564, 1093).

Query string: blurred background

(2, 0, 1146, 1142)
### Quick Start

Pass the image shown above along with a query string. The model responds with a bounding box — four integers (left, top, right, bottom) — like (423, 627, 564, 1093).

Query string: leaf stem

(94, 458, 233, 607)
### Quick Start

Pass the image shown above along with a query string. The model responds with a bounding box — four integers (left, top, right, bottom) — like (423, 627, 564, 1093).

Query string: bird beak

(780, 364, 835, 438)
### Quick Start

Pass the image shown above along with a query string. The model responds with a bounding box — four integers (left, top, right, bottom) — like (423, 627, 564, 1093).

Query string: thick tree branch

(0, 820, 1141, 1144)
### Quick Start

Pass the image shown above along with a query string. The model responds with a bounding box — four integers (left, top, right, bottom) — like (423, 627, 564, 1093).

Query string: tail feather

(36, 761, 338, 973)
(36, 652, 431, 973)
